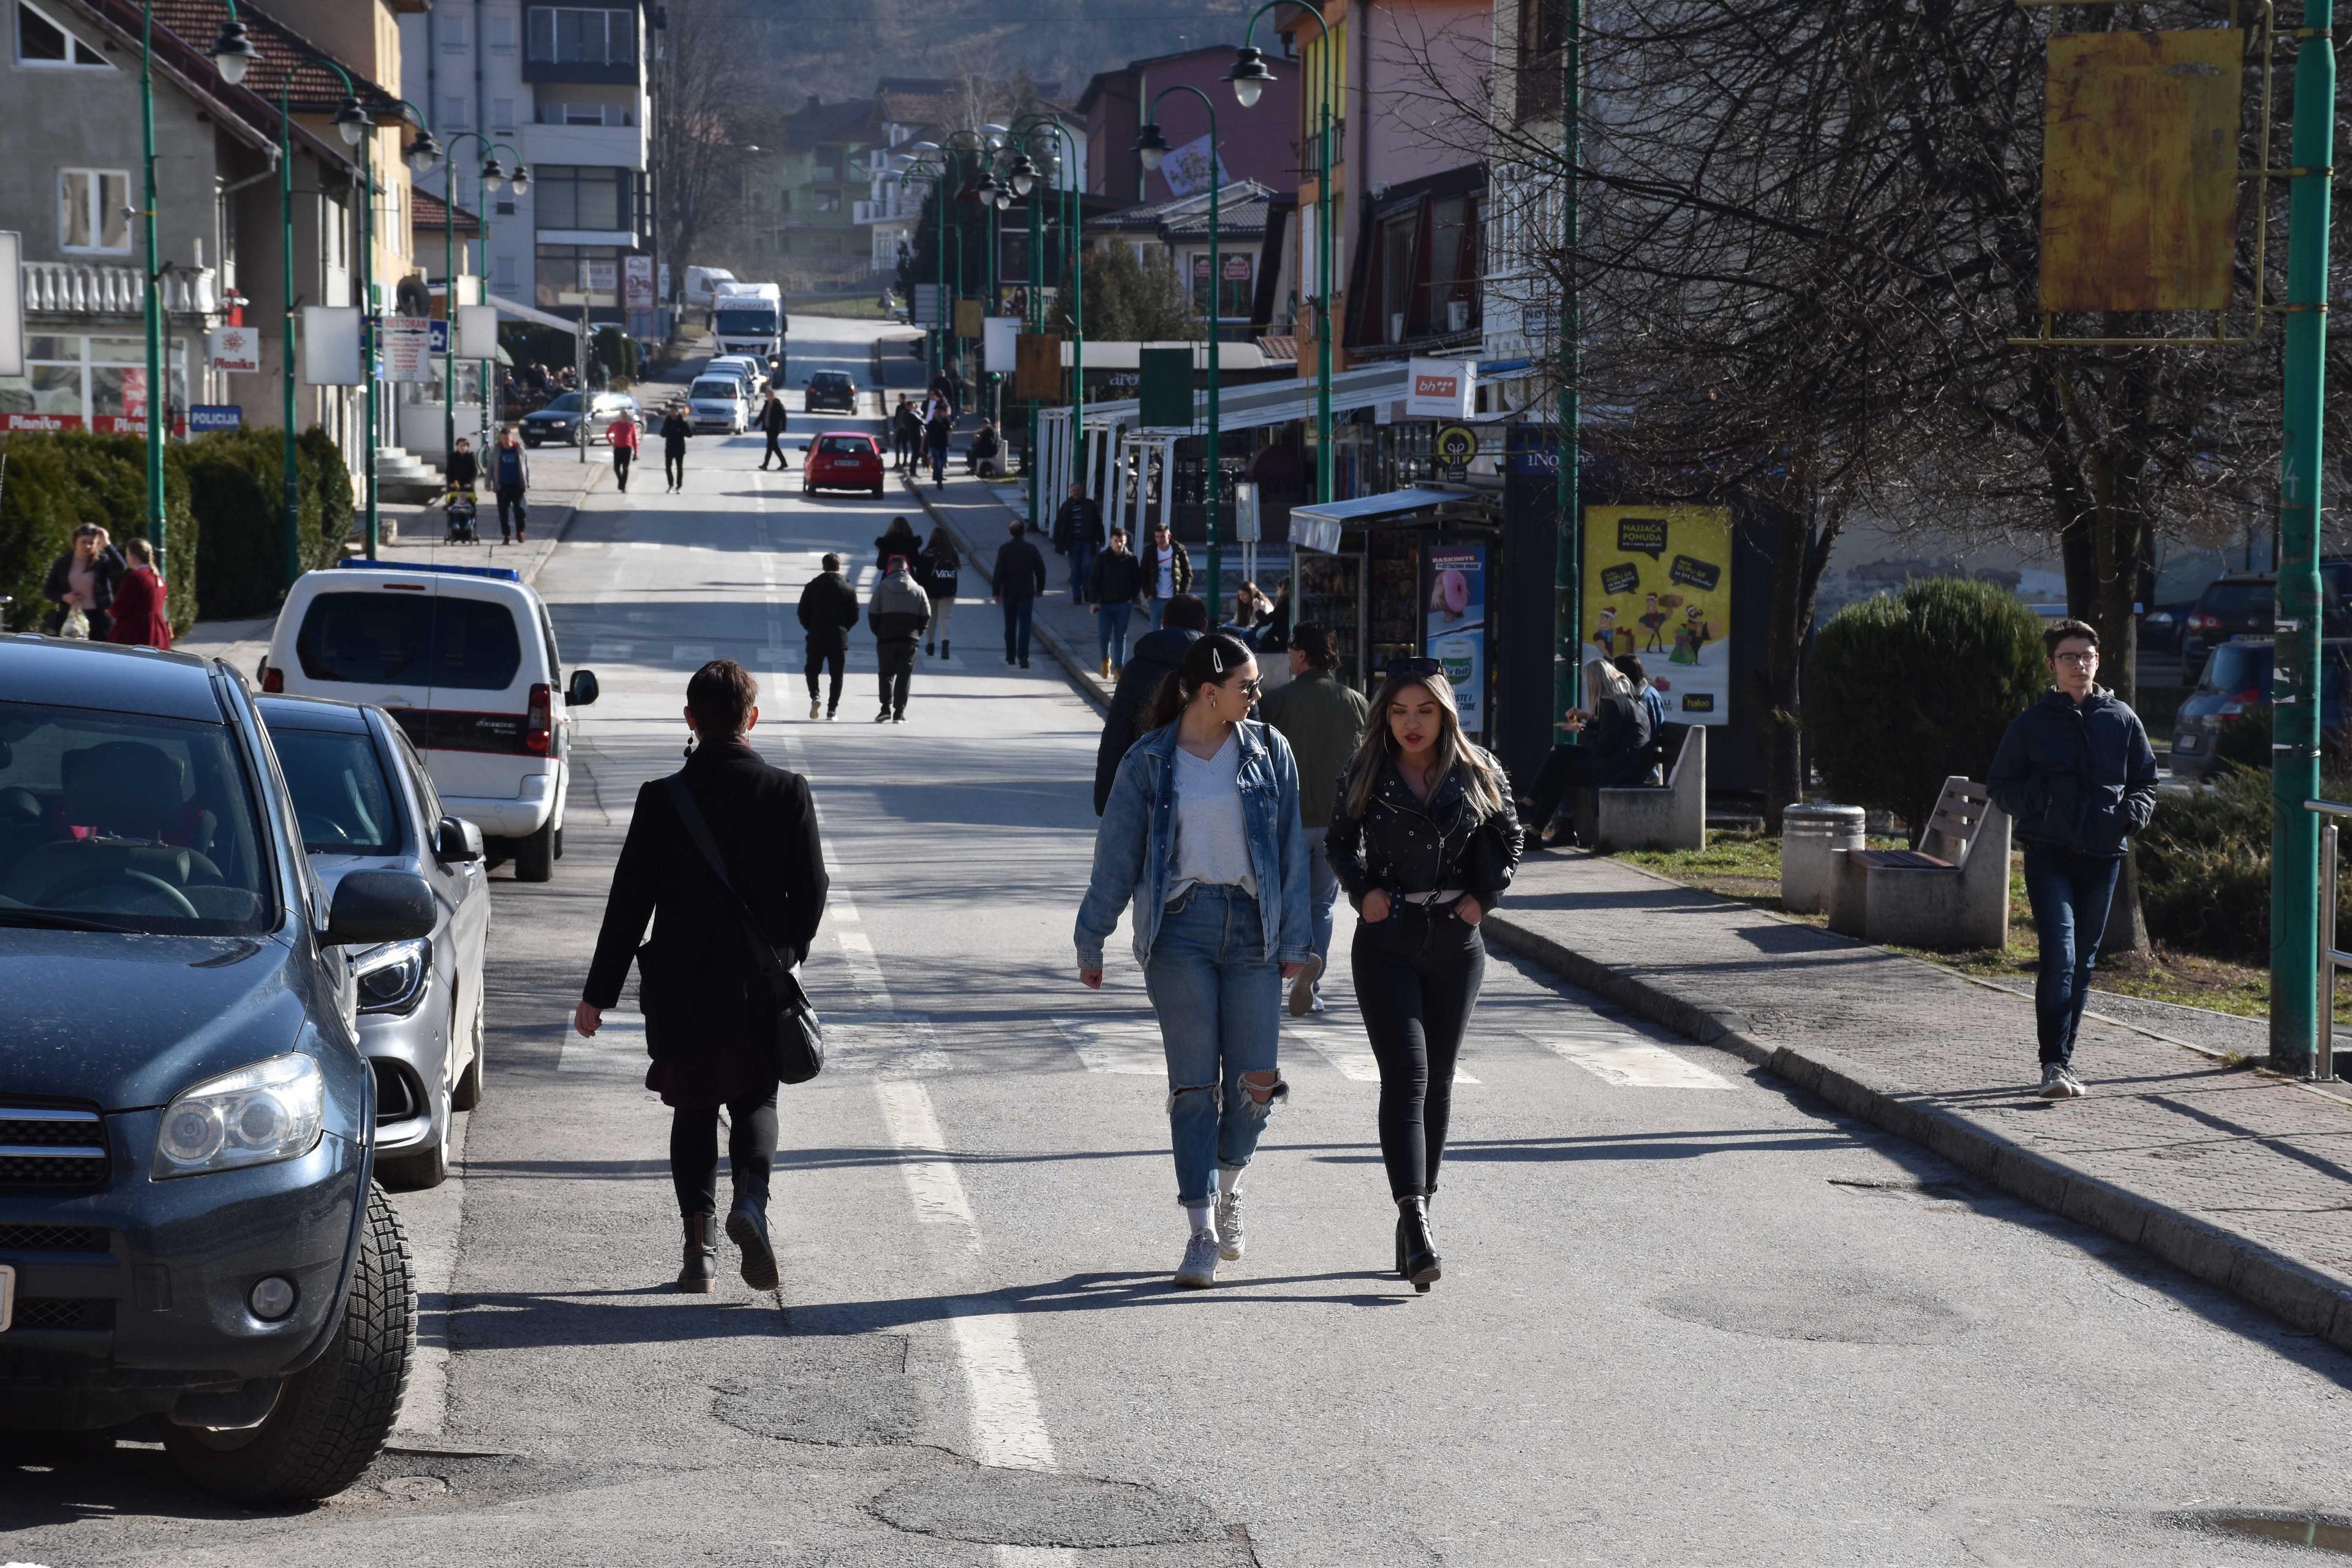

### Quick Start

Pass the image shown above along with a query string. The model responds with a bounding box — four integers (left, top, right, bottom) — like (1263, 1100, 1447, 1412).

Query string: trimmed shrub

(184, 428, 355, 619)
(2136, 764, 2352, 962)
(0, 431, 195, 633)
(1805, 576, 2048, 839)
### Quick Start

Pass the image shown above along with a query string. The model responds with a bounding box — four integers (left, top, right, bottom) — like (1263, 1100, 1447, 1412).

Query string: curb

(1479, 904, 2352, 1356)
(900, 474, 1110, 717)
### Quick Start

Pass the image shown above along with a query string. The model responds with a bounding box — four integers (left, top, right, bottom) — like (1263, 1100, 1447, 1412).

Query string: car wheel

(377, 1076, 450, 1191)
(514, 818, 556, 883)
(162, 1184, 415, 1504)
(872, 483, 886, 497)
(553, 823, 566, 861)
(451, 1000, 485, 1113)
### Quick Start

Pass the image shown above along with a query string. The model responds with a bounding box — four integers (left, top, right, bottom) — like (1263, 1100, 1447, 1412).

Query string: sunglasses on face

(1385, 657, 1444, 681)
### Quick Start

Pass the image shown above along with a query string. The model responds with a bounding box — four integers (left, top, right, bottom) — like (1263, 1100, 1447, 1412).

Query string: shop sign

(1408, 357, 1475, 420)
(1433, 423, 1477, 480)
(624, 254, 655, 309)
(206, 325, 260, 373)
(581, 259, 618, 294)
(0, 412, 80, 432)
(1582, 505, 1734, 726)
(187, 404, 241, 434)
(1224, 254, 1252, 281)
(381, 316, 432, 382)
(1426, 545, 1488, 734)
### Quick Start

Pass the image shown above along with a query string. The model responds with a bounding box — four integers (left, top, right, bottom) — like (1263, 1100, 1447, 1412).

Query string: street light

(1009, 156, 1038, 197)
(405, 128, 442, 175)
(333, 96, 369, 146)
(1008, 113, 1085, 536)
(481, 156, 507, 194)
(1226, 46, 1272, 109)
(1229, 12, 1333, 504)
(210, 17, 255, 83)
(437, 135, 523, 467)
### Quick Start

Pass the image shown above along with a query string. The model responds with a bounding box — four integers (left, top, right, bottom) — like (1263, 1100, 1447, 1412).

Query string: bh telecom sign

(1406, 356, 1475, 420)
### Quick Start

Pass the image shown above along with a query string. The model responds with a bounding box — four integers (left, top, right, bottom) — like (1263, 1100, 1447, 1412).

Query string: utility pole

(2274, 1, 2336, 1076)
(1553, 0, 1583, 737)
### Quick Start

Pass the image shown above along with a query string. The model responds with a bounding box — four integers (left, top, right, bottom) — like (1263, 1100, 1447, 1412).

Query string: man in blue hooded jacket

(1987, 618, 2160, 1100)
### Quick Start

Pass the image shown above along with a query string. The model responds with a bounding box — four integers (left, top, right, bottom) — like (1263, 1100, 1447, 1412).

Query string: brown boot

(677, 1212, 717, 1293)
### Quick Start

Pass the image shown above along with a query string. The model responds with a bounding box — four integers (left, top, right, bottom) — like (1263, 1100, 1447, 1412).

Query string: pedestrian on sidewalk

(992, 519, 1047, 668)
(869, 556, 932, 723)
(1076, 632, 1312, 1289)
(105, 537, 172, 650)
(1094, 594, 1210, 814)
(892, 396, 921, 473)
(491, 426, 531, 543)
(966, 422, 1002, 477)
(606, 406, 641, 491)
(576, 660, 829, 1295)
(1137, 522, 1193, 630)
(921, 525, 960, 658)
(1988, 618, 2159, 1101)
(1055, 482, 1104, 600)
(1087, 527, 1143, 677)
(924, 401, 953, 487)
(1526, 658, 1652, 846)
(1257, 623, 1369, 1016)
(796, 553, 859, 720)
(42, 524, 123, 639)
(758, 388, 790, 472)
(660, 402, 693, 492)
(446, 435, 480, 495)
(1327, 659, 1521, 1291)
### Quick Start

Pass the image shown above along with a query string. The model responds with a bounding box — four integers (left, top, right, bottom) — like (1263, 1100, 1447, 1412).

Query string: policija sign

(1582, 505, 1733, 726)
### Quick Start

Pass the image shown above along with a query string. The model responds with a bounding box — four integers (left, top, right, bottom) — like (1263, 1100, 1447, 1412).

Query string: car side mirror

(325, 870, 436, 947)
(567, 669, 600, 707)
(799, 442, 813, 451)
(435, 815, 485, 864)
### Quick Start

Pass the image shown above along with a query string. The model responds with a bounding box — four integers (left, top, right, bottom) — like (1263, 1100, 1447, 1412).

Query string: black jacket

(921, 543, 961, 600)
(445, 450, 480, 490)
(797, 571, 860, 652)
(1054, 496, 1105, 552)
(1327, 753, 1524, 911)
(892, 406, 921, 443)
(1586, 692, 1656, 788)
(1137, 535, 1192, 600)
(1988, 686, 2160, 858)
(43, 546, 124, 619)
(582, 740, 828, 1106)
(660, 414, 692, 454)
(924, 412, 952, 452)
(992, 535, 1047, 600)
(760, 398, 788, 435)
(1088, 548, 1143, 606)
(874, 529, 923, 575)
(1093, 625, 1197, 813)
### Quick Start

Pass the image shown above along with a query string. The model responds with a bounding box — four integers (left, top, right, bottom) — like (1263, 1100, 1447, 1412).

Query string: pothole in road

(1651, 1275, 1975, 1345)
(712, 1333, 922, 1447)
(866, 1463, 1227, 1549)
(2210, 1514, 2352, 1555)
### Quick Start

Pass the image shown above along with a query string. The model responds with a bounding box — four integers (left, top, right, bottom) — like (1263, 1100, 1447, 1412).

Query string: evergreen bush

(0, 431, 195, 633)
(183, 428, 355, 619)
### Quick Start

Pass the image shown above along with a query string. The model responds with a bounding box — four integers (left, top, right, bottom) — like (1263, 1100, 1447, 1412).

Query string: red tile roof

(412, 190, 481, 234)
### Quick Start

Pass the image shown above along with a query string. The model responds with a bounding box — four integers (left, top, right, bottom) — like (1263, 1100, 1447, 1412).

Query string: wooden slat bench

(1826, 777, 2010, 951)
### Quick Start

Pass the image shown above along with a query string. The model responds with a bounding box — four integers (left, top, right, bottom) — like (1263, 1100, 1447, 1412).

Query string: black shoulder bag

(665, 775, 824, 1085)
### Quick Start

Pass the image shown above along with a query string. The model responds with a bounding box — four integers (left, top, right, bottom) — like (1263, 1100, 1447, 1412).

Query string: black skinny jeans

(669, 1092, 778, 1215)
(664, 450, 685, 488)
(878, 641, 915, 715)
(805, 643, 845, 712)
(1352, 905, 1486, 1201)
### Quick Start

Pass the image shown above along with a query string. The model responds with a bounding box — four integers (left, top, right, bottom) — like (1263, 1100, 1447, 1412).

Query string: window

(491, 96, 516, 133)
(814, 192, 839, 212)
(488, 14, 516, 53)
(530, 165, 629, 231)
(534, 244, 620, 307)
(1517, 0, 1566, 123)
(270, 729, 402, 856)
(439, 96, 470, 132)
(15, 0, 109, 66)
(526, 6, 634, 66)
(58, 168, 130, 254)
(439, 13, 469, 51)
(293, 593, 522, 692)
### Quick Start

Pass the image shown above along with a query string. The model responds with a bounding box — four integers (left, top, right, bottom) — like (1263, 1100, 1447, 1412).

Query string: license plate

(0, 1264, 13, 1332)
(2176, 735, 2204, 753)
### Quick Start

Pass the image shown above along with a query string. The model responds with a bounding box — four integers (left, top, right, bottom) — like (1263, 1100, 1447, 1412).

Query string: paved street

(10, 318, 2352, 1566)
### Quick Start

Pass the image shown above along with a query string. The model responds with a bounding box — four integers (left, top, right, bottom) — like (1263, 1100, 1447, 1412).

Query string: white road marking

(1286, 1025, 1478, 1084)
(1539, 1033, 1734, 1089)
(995, 1553, 1076, 1568)
(588, 641, 633, 660)
(1054, 1018, 1166, 1075)
(671, 643, 717, 664)
(873, 1078, 976, 1227)
(946, 1299, 1057, 1471)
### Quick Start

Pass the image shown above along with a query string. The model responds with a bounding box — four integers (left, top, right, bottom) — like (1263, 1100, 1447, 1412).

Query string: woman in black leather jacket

(1327, 658, 1522, 1290)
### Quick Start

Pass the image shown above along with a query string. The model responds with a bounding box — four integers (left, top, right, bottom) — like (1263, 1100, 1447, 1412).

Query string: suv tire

(514, 819, 556, 883)
(163, 1185, 416, 1504)
(451, 1002, 485, 1112)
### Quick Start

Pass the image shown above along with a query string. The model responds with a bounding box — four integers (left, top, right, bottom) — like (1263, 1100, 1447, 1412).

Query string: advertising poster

(1425, 544, 1487, 736)
(1582, 505, 1732, 726)
(624, 254, 655, 310)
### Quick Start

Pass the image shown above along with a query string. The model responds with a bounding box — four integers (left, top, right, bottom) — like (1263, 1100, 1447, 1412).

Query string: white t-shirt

(1168, 731, 1255, 902)
(1154, 549, 1175, 600)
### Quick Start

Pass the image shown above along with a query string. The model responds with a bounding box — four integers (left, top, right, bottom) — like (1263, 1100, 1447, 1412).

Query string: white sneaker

(1287, 953, 1324, 1018)
(809, 701, 821, 720)
(2059, 1066, 2088, 1098)
(1172, 1228, 1219, 1289)
(2037, 1064, 2070, 1099)
(1215, 1188, 1246, 1261)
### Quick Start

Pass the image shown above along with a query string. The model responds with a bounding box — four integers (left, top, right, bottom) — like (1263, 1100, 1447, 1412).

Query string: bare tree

(654, 0, 763, 288)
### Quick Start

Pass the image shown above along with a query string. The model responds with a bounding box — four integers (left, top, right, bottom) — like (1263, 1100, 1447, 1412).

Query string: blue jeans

(1300, 825, 1338, 992)
(1001, 595, 1035, 663)
(1142, 886, 1284, 1205)
(2022, 845, 2124, 1067)
(1096, 603, 1133, 667)
(1147, 597, 1170, 630)
(929, 443, 946, 484)
(1069, 538, 1096, 600)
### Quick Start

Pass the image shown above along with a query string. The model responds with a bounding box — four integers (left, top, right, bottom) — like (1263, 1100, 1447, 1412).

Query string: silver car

(258, 694, 491, 1189)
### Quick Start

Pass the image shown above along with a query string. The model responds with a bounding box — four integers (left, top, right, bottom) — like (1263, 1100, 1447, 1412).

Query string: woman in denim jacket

(1077, 632, 1314, 1289)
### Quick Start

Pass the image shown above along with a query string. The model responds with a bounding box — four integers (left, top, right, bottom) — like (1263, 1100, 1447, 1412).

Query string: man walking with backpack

(1988, 619, 2159, 1099)
(796, 553, 860, 720)
(867, 556, 932, 722)
(924, 400, 954, 487)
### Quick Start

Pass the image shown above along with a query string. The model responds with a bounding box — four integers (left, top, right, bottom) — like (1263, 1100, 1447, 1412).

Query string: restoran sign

(1406, 356, 1474, 420)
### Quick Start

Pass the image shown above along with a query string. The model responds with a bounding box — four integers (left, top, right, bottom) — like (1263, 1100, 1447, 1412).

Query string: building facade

(1077, 45, 1300, 209)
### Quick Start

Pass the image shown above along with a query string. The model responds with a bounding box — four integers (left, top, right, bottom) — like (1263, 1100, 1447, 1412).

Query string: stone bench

(1826, 776, 2010, 951)
(1593, 724, 1707, 853)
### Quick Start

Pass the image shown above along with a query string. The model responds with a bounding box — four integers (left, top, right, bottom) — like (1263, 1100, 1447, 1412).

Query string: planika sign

(1582, 505, 1733, 726)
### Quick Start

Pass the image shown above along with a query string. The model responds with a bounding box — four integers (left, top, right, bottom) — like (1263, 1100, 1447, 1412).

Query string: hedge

(183, 428, 355, 619)
(2138, 763, 2352, 962)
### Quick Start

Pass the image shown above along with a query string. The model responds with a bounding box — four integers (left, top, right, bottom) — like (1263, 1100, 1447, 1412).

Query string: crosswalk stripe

(1284, 1023, 1478, 1084)
(1537, 1033, 1734, 1089)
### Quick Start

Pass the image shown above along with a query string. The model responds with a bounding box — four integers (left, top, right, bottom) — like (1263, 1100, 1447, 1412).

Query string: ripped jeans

(1143, 884, 1285, 1206)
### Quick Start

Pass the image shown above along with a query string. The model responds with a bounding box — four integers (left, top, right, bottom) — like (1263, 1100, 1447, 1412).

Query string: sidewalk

(1482, 850, 2352, 1354)
(178, 454, 605, 670)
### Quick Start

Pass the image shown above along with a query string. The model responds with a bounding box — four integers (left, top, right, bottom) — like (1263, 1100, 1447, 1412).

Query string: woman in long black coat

(576, 661, 828, 1292)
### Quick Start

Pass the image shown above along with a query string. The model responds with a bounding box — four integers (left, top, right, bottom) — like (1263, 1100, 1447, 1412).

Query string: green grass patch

(794, 296, 892, 320)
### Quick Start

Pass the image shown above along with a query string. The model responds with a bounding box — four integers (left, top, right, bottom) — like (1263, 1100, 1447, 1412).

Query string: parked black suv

(0, 636, 434, 1502)
(804, 370, 859, 414)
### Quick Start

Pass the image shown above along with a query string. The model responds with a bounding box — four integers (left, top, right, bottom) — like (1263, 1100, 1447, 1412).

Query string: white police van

(260, 561, 598, 881)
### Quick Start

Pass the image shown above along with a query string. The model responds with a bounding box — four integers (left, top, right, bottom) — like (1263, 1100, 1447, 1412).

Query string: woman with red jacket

(606, 407, 643, 492)
(107, 537, 172, 649)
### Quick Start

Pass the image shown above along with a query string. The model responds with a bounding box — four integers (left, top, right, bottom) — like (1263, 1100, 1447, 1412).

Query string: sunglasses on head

(1385, 657, 1444, 681)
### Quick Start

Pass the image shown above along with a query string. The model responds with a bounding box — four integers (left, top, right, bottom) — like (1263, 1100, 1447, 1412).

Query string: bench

(1589, 724, 1706, 852)
(1825, 776, 2010, 951)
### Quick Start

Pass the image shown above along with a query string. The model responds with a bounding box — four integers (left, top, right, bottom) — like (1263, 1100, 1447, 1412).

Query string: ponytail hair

(1146, 632, 1256, 731)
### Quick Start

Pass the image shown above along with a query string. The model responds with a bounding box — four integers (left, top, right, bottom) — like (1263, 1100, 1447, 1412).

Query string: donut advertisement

(1581, 505, 1733, 726)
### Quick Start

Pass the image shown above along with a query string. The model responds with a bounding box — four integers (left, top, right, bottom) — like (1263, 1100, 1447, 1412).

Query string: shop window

(58, 168, 130, 254)
(1517, 0, 1567, 123)
(16, 0, 110, 66)
(1379, 209, 1420, 342)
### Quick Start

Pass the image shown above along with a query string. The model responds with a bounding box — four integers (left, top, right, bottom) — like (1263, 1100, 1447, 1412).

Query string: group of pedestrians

(794, 518, 962, 723)
(1052, 484, 1200, 676)
(890, 394, 957, 486)
(40, 524, 170, 648)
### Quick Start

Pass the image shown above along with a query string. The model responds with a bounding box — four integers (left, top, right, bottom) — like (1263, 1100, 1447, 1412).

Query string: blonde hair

(1341, 669, 1507, 820)
(1583, 657, 1631, 708)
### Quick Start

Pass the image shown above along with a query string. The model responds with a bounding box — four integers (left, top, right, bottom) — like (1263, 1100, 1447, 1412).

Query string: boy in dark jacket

(1093, 594, 1211, 813)
(796, 554, 860, 719)
(660, 405, 693, 492)
(867, 556, 933, 722)
(1086, 527, 1144, 677)
(758, 391, 790, 471)
(1988, 618, 2159, 1099)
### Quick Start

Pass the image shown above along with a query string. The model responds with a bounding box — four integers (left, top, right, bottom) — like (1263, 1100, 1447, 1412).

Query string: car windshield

(540, 393, 581, 415)
(814, 375, 850, 388)
(267, 726, 402, 856)
(818, 435, 871, 455)
(2202, 582, 2273, 617)
(295, 591, 523, 692)
(691, 379, 737, 399)
(2199, 644, 2271, 695)
(0, 701, 273, 935)
(715, 309, 776, 334)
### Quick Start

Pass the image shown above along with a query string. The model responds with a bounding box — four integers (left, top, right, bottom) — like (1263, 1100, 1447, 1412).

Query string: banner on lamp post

(206, 324, 260, 373)
(983, 316, 1019, 369)
(303, 306, 363, 385)
(1406, 356, 1475, 420)
(457, 303, 499, 360)
(1015, 333, 1063, 401)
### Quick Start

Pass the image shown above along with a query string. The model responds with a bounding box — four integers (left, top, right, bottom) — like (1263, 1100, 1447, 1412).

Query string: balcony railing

(22, 260, 209, 317)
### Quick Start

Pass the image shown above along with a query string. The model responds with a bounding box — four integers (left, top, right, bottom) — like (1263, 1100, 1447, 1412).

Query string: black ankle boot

(1398, 1199, 1441, 1292)
(677, 1213, 717, 1293)
(726, 1198, 778, 1291)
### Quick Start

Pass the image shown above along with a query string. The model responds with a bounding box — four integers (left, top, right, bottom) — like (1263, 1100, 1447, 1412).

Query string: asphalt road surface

(7, 317, 2352, 1566)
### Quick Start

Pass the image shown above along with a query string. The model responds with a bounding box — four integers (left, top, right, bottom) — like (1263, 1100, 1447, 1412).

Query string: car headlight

(353, 937, 431, 1015)
(153, 1056, 325, 1178)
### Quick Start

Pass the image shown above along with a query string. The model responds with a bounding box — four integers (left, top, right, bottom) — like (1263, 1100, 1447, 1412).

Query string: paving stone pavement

(1482, 848, 2352, 1351)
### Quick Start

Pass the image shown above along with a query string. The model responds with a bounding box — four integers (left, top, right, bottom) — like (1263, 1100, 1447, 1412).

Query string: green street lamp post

(1137, 89, 1227, 598)
(1008, 115, 1084, 529)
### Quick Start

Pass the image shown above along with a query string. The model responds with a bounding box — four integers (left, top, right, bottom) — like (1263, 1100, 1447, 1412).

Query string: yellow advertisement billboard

(1583, 505, 1732, 726)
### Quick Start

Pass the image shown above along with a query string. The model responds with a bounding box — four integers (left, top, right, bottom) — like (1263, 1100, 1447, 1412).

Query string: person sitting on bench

(1527, 657, 1655, 846)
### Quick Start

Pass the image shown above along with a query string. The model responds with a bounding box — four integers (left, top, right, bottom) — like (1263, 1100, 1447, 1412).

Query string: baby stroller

(443, 484, 480, 545)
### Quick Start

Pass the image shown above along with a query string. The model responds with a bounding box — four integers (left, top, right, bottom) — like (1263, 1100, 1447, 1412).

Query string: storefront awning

(1289, 486, 1480, 553)
(490, 293, 587, 333)
(1080, 360, 1415, 435)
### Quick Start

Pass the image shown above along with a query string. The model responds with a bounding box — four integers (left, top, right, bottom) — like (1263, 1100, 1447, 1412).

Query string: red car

(804, 430, 886, 497)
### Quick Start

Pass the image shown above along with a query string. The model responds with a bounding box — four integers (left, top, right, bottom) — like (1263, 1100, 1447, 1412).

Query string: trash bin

(1782, 803, 1865, 914)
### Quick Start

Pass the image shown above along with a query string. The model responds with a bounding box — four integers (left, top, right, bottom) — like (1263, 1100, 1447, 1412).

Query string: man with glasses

(1989, 619, 2160, 1100)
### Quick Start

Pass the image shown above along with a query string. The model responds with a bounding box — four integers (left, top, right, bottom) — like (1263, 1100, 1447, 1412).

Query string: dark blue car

(2169, 638, 2351, 780)
(0, 636, 434, 1502)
